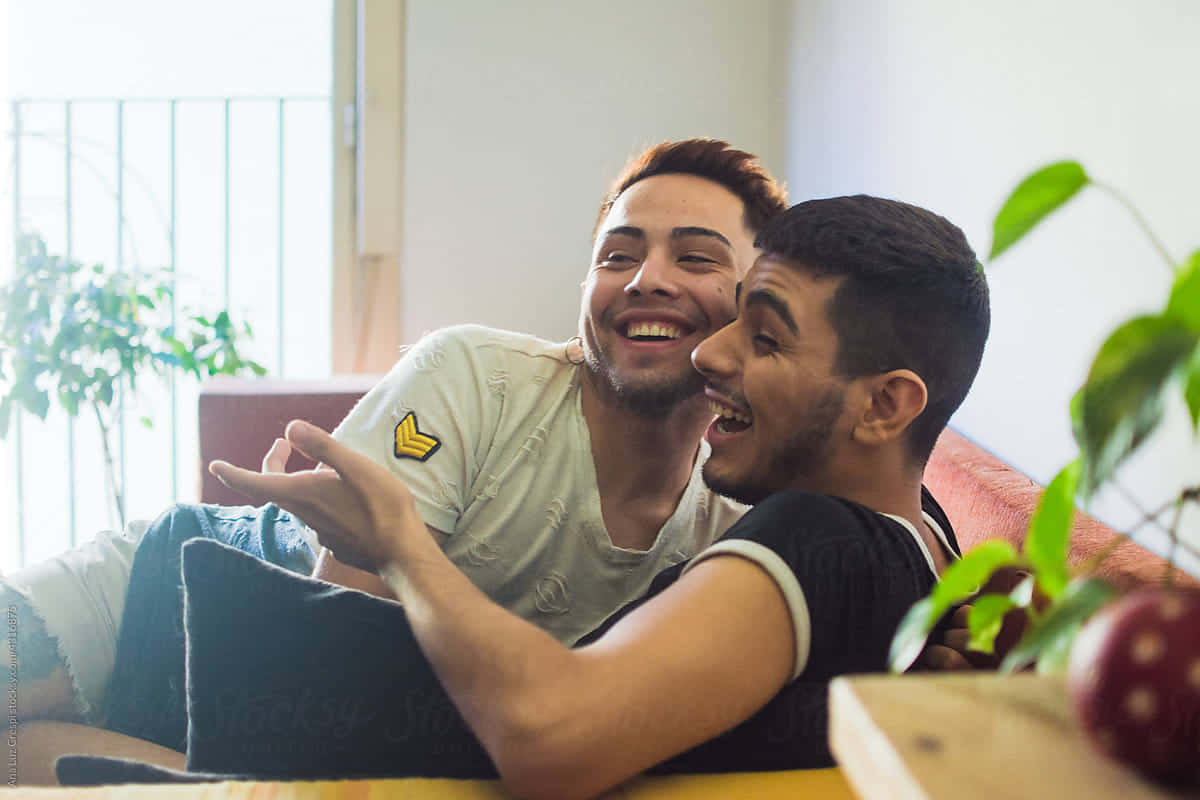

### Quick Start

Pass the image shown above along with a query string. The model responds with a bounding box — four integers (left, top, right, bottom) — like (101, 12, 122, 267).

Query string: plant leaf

(999, 576, 1116, 673)
(888, 540, 1022, 672)
(1166, 249, 1200, 332)
(967, 594, 1017, 655)
(1024, 460, 1080, 597)
(990, 161, 1089, 260)
(1009, 573, 1036, 607)
(15, 381, 50, 420)
(1186, 350, 1200, 434)
(1035, 621, 1083, 676)
(58, 387, 80, 417)
(930, 540, 1022, 607)
(1075, 314, 1198, 495)
(889, 597, 937, 675)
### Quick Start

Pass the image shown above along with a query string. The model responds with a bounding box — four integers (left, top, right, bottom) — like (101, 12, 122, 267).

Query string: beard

(583, 346, 705, 417)
(703, 386, 845, 506)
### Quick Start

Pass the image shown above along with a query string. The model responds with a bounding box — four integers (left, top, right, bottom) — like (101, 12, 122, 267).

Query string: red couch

(198, 377, 1195, 591)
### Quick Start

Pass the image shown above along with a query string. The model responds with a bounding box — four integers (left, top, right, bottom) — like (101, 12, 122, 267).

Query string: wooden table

(829, 673, 1200, 800)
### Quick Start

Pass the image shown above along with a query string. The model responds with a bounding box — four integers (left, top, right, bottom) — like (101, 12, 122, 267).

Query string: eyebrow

(599, 225, 732, 249)
(602, 225, 645, 240)
(671, 226, 732, 248)
(742, 288, 799, 335)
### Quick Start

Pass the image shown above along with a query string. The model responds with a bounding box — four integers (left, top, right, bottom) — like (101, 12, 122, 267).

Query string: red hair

(594, 139, 787, 238)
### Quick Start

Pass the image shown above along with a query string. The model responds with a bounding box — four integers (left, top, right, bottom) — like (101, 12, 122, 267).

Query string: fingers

(209, 460, 305, 505)
(916, 645, 974, 672)
(262, 438, 292, 473)
(942, 627, 971, 653)
(283, 420, 345, 471)
(981, 566, 1032, 596)
(284, 420, 379, 486)
(208, 460, 271, 503)
(949, 604, 971, 628)
(210, 459, 344, 535)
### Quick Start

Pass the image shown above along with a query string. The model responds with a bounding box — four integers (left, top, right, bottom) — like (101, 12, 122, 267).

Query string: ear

(851, 369, 927, 446)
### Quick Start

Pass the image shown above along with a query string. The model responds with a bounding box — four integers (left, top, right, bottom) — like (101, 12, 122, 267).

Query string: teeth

(626, 321, 683, 339)
(708, 399, 751, 425)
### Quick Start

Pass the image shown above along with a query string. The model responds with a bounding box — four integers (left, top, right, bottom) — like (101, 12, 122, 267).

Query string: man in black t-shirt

(196, 194, 990, 793)
(53, 195, 987, 792)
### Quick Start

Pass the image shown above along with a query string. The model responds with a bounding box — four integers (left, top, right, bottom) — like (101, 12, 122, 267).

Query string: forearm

(378, 538, 793, 799)
(378, 531, 584, 793)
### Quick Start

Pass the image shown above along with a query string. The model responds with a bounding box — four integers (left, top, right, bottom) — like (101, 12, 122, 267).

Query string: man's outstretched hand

(913, 566, 1036, 672)
(260, 436, 294, 474)
(209, 420, 425, 573)
(915, 604, 977, 670)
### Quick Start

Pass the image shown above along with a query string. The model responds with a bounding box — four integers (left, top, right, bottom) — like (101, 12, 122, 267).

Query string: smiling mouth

(709, 399, 752, 433)
(622, 321, 689, 342)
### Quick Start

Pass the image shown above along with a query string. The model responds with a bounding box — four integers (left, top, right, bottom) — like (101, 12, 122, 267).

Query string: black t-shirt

(579, 486, 960, 773)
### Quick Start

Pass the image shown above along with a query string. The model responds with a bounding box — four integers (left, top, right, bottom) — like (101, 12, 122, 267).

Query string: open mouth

(622, 321, 691, 342)
(708, 399, 752, 434)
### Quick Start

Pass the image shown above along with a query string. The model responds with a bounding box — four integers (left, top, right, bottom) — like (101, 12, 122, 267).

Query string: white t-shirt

(333, 325, 747, 644)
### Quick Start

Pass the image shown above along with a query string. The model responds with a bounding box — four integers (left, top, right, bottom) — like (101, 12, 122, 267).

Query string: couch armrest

(925, 428, 1196, 591)
(197, 376, 379, 506)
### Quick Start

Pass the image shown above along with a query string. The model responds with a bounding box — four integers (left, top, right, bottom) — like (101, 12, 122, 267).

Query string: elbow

(485, 699, 601, 800)
(495, 756, 597, 800)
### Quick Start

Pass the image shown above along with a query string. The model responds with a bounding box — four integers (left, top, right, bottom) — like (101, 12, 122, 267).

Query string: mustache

(704, 383, 749, 410)
(602, 301, 708, 330)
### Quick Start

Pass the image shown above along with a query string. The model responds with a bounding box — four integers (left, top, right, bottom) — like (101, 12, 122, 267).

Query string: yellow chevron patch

(393, 412, 441, 461)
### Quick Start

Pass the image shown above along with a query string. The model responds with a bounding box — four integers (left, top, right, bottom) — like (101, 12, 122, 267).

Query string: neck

(798, 446, 927, 529)
(795, 444, 952, 570)
(579, 374, 711, 503)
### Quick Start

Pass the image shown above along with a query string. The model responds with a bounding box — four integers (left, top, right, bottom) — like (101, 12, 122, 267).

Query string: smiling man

(154, 193, 989, 793)
(579, 175, 749, 418)
(311, 144, 788, 642)
(7, 139, 792, 780)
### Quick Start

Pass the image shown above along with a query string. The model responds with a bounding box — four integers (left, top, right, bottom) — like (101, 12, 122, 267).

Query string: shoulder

(723, 490, 867, 544)
(920, 486, 961, 557)
(409, 325, 571, 367)
(376, 324, 572, 381)
(717, 490, 934, 581)
(426, 324, 568, 356)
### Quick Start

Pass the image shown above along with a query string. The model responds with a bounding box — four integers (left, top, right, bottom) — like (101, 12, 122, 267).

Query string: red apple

(1067, 588, 1200, 783)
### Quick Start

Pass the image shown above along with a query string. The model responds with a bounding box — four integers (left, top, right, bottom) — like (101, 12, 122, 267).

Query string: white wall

(782, 0, 1200, 565)
(401, 0, 787, 343)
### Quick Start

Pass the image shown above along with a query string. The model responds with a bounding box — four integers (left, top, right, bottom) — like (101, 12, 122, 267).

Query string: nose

(691, 320, 739, 382)
(624, 249, 680, 298)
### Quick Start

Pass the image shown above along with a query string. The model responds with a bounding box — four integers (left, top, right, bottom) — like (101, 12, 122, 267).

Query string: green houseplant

(0, 232, 266, 528)
(888, 162, 1200, 780)
(891, 161, 1200, 675)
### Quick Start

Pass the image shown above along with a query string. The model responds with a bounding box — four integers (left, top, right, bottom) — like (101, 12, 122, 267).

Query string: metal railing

(4, 95, 331, 568)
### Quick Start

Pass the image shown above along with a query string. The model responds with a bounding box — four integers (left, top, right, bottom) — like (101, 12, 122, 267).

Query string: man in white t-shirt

(9, 139, 792, 780)
(311, 138, 789, 642)
(320, 323, 745, 645)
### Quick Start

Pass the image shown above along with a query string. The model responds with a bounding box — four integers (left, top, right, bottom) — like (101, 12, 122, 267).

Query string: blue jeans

(102, 503, 315, 751)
